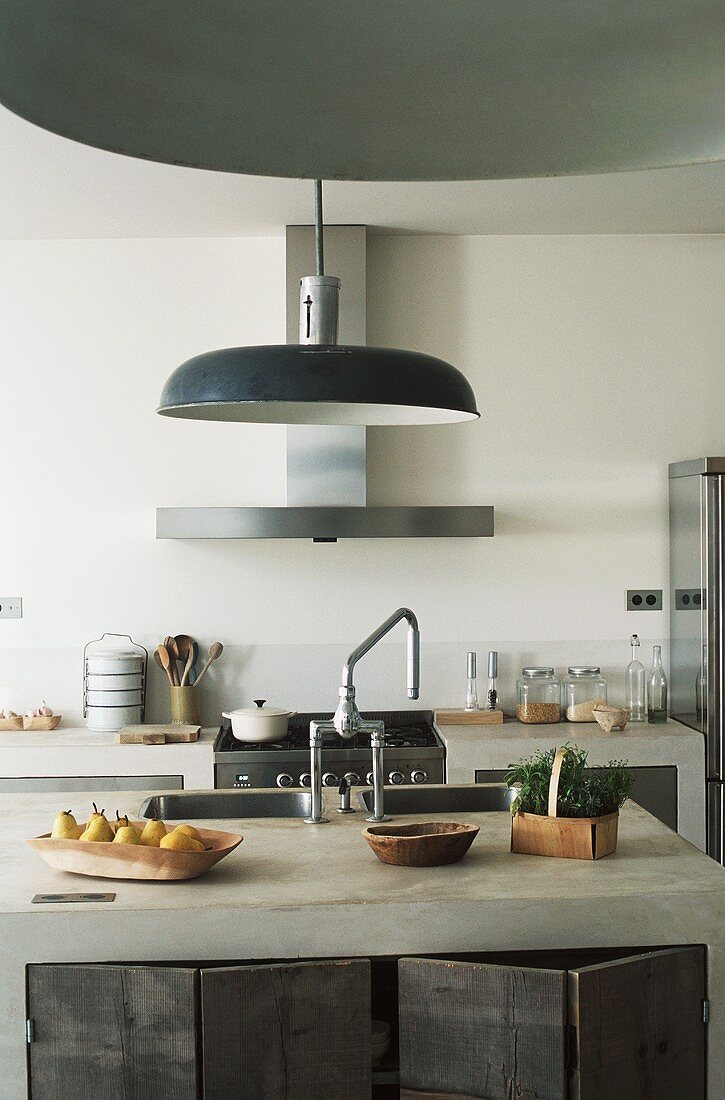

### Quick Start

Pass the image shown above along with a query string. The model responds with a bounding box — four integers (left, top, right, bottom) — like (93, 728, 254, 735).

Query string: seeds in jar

(516, 702, 561, 724)
(566, 698, 606, 722)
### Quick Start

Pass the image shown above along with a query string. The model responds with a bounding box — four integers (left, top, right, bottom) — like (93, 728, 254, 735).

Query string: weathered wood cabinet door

(398, 957, 567, 1100)
(27, 964, 199, 1100)
(569, 946, 706, 1099)
(201, 958, 371, 1100)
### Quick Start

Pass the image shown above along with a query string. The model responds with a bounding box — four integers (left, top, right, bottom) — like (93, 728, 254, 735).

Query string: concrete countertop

(0, 726, 217, 789)
(0, 784, 723, 1095)
(440, 717, 706, 849)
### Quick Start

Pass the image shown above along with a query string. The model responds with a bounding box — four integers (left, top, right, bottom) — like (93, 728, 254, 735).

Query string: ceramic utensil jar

(169, 685, 201, 725)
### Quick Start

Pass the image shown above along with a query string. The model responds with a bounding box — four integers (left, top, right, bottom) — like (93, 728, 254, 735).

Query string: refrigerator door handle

(704, 475, 724, 779)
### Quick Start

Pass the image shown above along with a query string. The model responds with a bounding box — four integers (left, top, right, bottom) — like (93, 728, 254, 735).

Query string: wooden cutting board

(434, 708, 505, 725)
(116, 724, 201, 745)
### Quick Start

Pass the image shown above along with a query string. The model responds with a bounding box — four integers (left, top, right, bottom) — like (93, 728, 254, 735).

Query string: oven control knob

(343, 772, 360, 786)
(276, 773, 294, 788)
(389, 770, 405, 785)
(299, 773, 311, 788)
(411, 769, 428, 784)
(366, 771, 374, 786)
(322, 772, 339, 787)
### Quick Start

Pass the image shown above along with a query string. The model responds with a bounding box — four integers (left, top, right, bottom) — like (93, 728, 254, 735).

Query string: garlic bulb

(39, 701, 53, 717)
(2, 708, 17, 719)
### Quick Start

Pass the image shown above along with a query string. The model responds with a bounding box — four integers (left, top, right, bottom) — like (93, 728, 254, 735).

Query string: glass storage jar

(564, 666, 607, 722)
(516, 667, 561, 723)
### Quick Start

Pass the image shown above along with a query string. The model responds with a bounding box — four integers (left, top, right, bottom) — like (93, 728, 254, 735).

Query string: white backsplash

(0, 638, 668, 729)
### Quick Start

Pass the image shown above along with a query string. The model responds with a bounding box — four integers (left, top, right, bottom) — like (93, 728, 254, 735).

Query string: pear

(86, 802, 109, 828)
(112, 811, 131, 835)
(79, 814, 114, 843)
(113, 824, 141, 845)
(160, 831, 204, 853)
(172, 823, 203, 844)
(51, 810, 81, 840)
(139, 814, 167, 847)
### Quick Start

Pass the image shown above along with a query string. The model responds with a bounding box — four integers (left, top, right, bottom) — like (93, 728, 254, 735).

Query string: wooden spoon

(194, 641, 224, 686)
(180, 646, 195, 687)
(155, 645, 175, 686)
(188, 639, 199, 685)
(164, 635, 180, 686)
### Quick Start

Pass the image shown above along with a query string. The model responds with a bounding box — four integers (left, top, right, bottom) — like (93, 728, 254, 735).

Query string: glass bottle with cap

(564, 666, 607, 721)
(625, 634, 646, 722)
(516, 667, 561, 724)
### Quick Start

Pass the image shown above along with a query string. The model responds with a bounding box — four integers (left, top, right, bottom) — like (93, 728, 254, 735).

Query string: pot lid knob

(254, 699, 266, 709)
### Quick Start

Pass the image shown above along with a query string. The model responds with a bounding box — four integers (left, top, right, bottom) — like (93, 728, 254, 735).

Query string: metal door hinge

(26, 1019, 35, 1044)
(703, 999, 710, 1024)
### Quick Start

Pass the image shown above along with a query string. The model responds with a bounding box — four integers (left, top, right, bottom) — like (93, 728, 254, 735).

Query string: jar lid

(521, 666, 555, 677)
(568, 665, 601, 675)
(223, 705, 296, 719)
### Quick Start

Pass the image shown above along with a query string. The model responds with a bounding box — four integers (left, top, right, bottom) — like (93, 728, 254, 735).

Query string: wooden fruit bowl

(362, 821, 479, 867)
(27, 825, 243, 881)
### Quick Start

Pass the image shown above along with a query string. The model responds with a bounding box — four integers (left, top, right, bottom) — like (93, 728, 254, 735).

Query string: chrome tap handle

(337, 776, 354, 814)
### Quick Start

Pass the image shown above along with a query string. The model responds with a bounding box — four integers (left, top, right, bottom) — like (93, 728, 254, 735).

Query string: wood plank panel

(201, 958, 371, 1100)
(398, 957, 567, 1100)
(569, 946, 706, 1099)
(27, 964, 199, 1100)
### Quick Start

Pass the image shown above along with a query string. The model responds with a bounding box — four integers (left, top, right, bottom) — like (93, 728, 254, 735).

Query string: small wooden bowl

(592, 705, 629, 733)
(27, 824, 242, 881)
(362, 821, 479, 867)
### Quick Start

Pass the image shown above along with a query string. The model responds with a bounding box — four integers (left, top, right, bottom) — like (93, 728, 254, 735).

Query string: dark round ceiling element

(157, 345, 480, 425)
(0, 1, 722, 181)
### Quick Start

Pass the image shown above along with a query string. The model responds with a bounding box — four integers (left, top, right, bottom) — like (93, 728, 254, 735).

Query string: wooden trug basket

(510, 747, 619, 860)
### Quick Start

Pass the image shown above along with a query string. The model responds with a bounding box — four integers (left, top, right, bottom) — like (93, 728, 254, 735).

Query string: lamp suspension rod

(314, 179, 324, 276)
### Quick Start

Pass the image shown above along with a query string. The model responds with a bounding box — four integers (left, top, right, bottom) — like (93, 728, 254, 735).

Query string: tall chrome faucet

(304, 608, 420, 825)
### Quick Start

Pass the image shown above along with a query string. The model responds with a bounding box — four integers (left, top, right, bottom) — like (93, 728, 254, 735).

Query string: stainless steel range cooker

(214, 711, 446, 790)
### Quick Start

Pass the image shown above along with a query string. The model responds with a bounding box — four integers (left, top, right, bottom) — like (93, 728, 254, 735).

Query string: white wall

(1, 234, 723, 724)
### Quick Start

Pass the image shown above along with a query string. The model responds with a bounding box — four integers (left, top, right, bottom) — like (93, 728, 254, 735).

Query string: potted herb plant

(506, 744, 633, 860)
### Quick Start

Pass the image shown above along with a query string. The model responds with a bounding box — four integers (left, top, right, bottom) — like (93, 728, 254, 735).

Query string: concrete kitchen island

(0, 786, 723, 1098)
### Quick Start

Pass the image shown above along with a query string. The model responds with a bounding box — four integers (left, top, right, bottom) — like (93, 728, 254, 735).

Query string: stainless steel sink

(139, 789, 311, 820)
(357, 784, 515, 815)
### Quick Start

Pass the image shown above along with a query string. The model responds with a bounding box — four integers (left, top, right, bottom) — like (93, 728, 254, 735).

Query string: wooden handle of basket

(548, 748, 566, 818)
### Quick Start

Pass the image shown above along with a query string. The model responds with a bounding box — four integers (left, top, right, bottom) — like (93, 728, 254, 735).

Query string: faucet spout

(306, 607, 421, 826)
(335, 607, 420, 736)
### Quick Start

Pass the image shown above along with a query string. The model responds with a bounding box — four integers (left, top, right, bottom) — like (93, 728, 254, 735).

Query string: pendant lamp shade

(157, 344, 479, 426)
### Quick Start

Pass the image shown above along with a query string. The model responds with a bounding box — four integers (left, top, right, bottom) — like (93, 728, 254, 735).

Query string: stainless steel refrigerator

(669, 458, 725, 864)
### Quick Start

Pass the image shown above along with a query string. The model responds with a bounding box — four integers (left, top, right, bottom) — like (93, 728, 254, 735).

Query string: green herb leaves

(506, 743, 633, 819)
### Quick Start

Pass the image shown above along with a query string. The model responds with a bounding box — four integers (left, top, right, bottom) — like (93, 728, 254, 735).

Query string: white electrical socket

(0, 597, 22, 619)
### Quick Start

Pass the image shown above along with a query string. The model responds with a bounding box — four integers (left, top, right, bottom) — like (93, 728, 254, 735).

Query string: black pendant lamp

(157, 182, 479, 426)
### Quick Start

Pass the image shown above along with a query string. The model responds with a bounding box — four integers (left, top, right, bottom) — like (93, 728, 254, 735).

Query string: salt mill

(465, 652, 479, 711)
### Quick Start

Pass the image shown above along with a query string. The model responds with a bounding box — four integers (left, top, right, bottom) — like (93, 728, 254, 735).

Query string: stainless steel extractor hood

(156, 225, 493, 541)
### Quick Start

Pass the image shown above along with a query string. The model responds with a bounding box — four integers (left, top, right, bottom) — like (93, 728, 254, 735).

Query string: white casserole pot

(223, 700, 296, 743)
